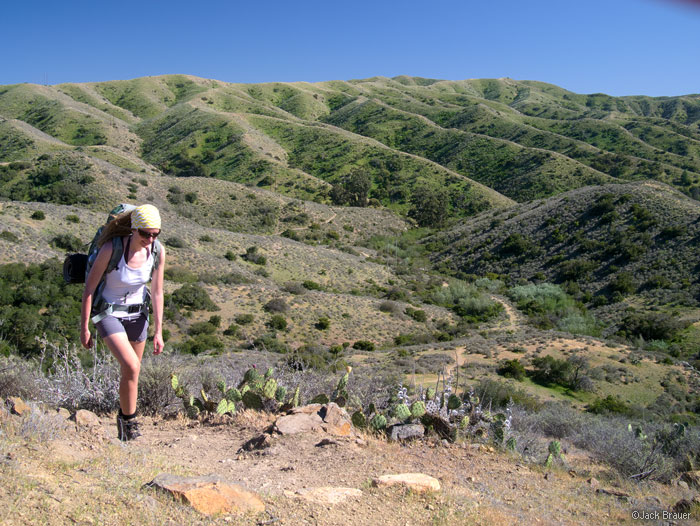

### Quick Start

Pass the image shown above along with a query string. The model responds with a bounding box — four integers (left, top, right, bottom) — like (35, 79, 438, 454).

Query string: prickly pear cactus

(216, 380, 226, 394)
(291, 386, 300, 407)
(369, 414, 387, 431)
(545, 440, 563, 468)
(275, 386, 287, 403)
(225, 388, 242, 402)
(242, 391, 263, 410)
(447, 394, 462, 411)
(410, 400, 426, 419)
(351, 410, 367, 429)
(186, 404, 200, 419)
(426, 387, 436, 400)
(240, 384, 250, 397)
(506, 437, 517, 452)
(392, 403, 411, 422)
(263, 378, 278, 399)
(264, 367, 274, 379)
(309, 393, 330, 404)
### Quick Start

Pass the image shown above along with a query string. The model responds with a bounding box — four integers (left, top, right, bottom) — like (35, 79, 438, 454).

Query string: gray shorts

(95, 313, 149, 342)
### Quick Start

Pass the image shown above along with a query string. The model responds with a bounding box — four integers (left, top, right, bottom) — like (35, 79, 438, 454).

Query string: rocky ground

(2, 399, 699, 526)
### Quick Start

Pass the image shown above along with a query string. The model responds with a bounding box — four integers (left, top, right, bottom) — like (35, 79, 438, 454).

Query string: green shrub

(405, 307, 427, 322)
(50, 233, 83, 251)
(235, 313, 254, 325)
(188, 321, 217, 336)
(65, 214, 80, 223)
(170, 284, 220, 311)
(223, 324, 240, 337)
(268, 314, 288, 331)
(224, 250, 236, 261)
(302, 280, 322, 291)
(587, 395, 632, 415)
(353, 340, 375, 351)
(497, 359, 526, 381)
(30, 211, 45, 220)
(0, 231, 19, 243)
(179, 333, 224, 355)
(199, 235, 214, 242)
(315, 317, 330, 330)
(165, 237, 186, 248)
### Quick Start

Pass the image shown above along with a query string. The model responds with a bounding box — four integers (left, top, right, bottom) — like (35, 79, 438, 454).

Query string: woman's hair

(97, 211, 133, 248)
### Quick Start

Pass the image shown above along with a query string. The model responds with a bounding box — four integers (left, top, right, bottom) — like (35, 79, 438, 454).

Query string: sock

(119, 409, 137, 420)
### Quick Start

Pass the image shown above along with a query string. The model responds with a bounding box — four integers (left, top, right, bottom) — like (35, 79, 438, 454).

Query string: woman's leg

(102, 333, 145, 414)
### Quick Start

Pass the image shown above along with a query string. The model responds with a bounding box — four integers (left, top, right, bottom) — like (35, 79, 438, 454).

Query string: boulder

(146, 474, 265, 516)
(388, 424, 425, 442)
(373, 473, 441, 493)
(680, 471, 700, 489)
(57, 408, 71, 420)
(7, 397, 31, 416)
(319, 403, 353, 436)
(273, 403, 354, 436)
(73, 409, 100, 428)
(285, 487, 362, 505)
(273, 412, 322, 435)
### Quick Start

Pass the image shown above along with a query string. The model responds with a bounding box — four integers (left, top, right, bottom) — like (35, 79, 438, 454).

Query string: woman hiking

(80, 204, 166, 441)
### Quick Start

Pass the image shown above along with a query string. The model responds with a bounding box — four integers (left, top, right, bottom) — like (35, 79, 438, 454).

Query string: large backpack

(62, 203, 162, 321)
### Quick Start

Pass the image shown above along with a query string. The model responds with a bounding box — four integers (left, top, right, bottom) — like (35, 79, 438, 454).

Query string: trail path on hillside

(11, 410, 688, 526)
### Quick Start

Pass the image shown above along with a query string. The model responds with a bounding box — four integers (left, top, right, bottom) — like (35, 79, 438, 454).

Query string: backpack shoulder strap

(151, 239, 162, 274)
(105, 236, 125, 275)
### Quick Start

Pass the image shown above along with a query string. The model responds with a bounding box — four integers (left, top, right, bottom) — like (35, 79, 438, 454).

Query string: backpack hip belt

(91, 292, 151, 324)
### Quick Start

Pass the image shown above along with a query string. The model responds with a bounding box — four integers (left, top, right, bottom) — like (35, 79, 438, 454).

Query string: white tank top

(101, 238, 154, 318)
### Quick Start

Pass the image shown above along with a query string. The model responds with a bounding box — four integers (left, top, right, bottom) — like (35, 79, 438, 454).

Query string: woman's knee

(121, 358, 141, 380)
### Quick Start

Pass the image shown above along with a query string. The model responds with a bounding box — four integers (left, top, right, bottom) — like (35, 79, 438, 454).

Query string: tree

(331, 171, 371, 207)
(408, 180, 449, 227)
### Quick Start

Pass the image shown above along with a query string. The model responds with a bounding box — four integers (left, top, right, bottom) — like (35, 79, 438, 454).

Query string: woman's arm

(80, 243, 113, 349)
(151, 244, 166, 355)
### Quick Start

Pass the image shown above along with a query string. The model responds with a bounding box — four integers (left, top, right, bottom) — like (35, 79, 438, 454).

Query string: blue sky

(2, 0, 698, 96)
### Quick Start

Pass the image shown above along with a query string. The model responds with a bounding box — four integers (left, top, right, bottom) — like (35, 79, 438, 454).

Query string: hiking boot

(117, 413, 141, 441)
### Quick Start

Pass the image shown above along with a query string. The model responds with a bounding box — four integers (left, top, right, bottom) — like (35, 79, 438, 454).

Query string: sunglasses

(137, 228, 160, 239)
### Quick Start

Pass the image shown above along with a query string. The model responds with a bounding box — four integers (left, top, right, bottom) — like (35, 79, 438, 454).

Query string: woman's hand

(81, 328, 93, 350)
(153, 332, 164, 355)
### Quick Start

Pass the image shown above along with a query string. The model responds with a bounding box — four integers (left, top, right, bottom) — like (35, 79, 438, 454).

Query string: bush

(242, 246, 266, 265)
(251, 333, 289, 353)
(302, 280, 322, 291)
(199, 235, 214, 242)
(0, 231, 19, 243)
(223, 324, 240, 337)
(235, 313, 254, 325)
(353, 340, 375, 351)
(179, 334, 224, 355)
(497, 359, 526, 381)
(50, 234, 83, 252)
(30, 211, 45, 220)
(405, 307, 427, 322)
(379, 301, 402, 314)
(65, 214, 80, 223)
(170, 284, 220, 311)
(224, 250, 236, 261)
(268, 314, 288, 330)
(315, 317, 330, 330)
(188, 321, 217, 336)
(165, 237, 186, 249)
(264, 298, 289, 313)
(587, 395, 633, 415)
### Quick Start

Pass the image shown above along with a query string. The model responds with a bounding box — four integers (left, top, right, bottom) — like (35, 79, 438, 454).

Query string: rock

(319, 403, 353, 436)
(596, 488, 631, 502)
(145, 474, 265, 516)
(7, 397, 31, 416)
(587, 477, 600, 489)
(678, 480, 690, 490)
(315, 438, 338, 447)
(374, 473, 441, 493)
(273, 403, 353, 436)
(73, 409, 100, 428)
(388, 424, 425, 442)
(57, 408, 71, 420)
(681, 471, 700, 489)
(289, 404, 323, 415)
(273, 412, 322, 435)
(286, 487, 363, 505)
(240, 434, 272, 452)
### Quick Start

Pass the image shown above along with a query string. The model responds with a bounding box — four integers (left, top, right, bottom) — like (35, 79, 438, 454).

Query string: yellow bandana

(131, 204, 161, 230)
